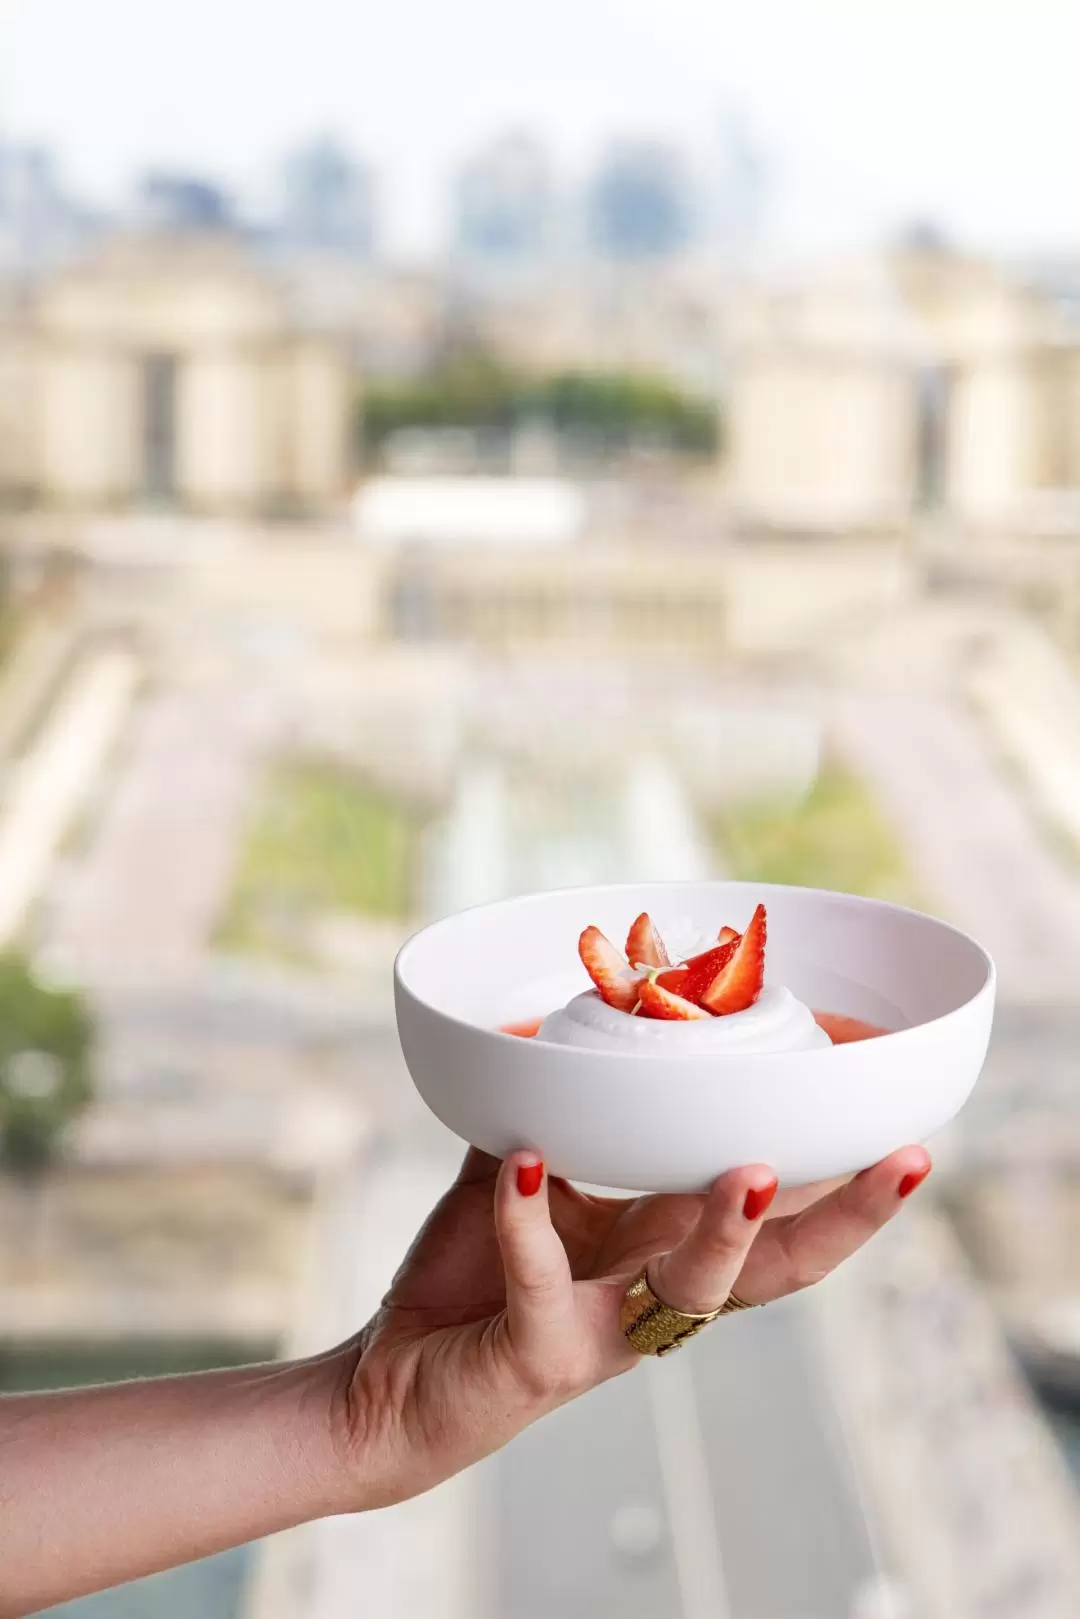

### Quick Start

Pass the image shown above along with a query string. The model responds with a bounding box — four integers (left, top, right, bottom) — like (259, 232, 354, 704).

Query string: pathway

(0, 646, 138, 946)
(830, 690, 1080, 1002)
(40, 686, 272, 989)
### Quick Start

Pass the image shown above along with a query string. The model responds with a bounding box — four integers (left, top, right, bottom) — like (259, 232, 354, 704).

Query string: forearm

(0, 1348, 361, 1616)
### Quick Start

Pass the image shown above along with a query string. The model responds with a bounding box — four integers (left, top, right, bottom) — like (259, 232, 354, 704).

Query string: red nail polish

(898, 1165, 931, 1199)
(743, 1178, 778, 1221)
(516, 1161, 544, 1197)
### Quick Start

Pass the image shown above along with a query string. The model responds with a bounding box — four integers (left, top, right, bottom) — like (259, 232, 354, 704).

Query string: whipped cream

(537, 985, 830, 1054)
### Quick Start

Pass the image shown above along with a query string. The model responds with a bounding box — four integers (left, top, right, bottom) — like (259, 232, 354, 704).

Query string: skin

(0, 1143, 931, 1616)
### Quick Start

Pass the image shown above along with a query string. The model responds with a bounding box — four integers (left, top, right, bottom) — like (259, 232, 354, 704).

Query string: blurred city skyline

(6, 7, 1080, 1614)
(3, 0, 1080, 261)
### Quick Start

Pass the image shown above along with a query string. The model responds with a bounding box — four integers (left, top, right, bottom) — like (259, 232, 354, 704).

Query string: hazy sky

(2, 0, 1078, 259)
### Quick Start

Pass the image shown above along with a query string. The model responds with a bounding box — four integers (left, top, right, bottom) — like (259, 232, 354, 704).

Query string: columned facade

(0, 235, 353, 516)
(727, 252, 1080, 538)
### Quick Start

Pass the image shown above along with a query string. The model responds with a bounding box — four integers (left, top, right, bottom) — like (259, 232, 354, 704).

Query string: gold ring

(716, 1290, 754, 1317)
(620, 1271, 756, 1357)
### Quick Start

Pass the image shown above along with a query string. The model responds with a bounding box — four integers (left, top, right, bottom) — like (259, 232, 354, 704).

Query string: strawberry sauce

(500, 1011, 886, 1043)
(500, 1017, 546, 1039)
(812, 1012, 887, 1045)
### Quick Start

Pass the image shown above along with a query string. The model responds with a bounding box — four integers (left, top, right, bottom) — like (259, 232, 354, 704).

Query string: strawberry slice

(700, 904, 767, 1015)
(626, 912, 671, 969)
(579, 926, 641, 1012)
(717, 926, 739, 947)
(655, 937, 739, 1003)
(637, 978, 710, 1020)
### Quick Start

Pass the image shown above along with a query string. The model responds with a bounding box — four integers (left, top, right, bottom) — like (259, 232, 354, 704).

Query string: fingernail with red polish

(744, 1178, 778, 1221)
(898, 1164, 931, 1199)
(516, 1160, 544, 1198)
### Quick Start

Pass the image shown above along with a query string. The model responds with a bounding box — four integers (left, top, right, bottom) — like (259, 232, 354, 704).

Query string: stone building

(727, 246, 1080, 539)
(726, 261, 924, 535)
(895, 248, 1080, 532)
(372, 533, 910, 660)
(0, 234, 354, 516)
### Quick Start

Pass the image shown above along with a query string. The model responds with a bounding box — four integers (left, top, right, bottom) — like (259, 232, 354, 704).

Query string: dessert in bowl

(394, 881, 995, 1192)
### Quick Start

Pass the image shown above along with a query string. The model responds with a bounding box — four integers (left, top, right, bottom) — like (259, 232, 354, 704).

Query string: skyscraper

(453, 132, 554, 268)
(0, 144, 92, 273)
(135, 170, 236, 233)
(710, 110, 768, 264)
(587, 142, 695, 261)
(277, 136, 375, 258)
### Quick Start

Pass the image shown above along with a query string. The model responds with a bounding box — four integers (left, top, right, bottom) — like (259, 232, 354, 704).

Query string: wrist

(289, 1341, 374, 1517)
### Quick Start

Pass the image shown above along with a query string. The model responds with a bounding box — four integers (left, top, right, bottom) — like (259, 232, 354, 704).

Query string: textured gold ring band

(620, 1271, 756, 1357)
(716, 1290, 755, 1316)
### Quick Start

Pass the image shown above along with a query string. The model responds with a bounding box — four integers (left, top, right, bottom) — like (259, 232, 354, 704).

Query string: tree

(0, 957, 94, 1175)
(362, 348, 520, 451)
(524, 370, 718, 456)
(360, 348, 719, 462)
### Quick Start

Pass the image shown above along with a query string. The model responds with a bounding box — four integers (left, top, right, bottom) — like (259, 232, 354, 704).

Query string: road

(487, 1291, 879, 1619)
(40, 685, 272, 989)
(830, 690, 1080, 1003)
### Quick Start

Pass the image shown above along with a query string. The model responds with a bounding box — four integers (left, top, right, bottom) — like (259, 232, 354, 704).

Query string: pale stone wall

(373, 537, 912, 659)
(902, 261, 1080, 531)
(944, 345, 1080, 529)
(723, 542, 913, 652)
(727, 269, 922, 533)
(729, 253, 1080, 538)
(1065, 351, 1080, 488)
(0, 236, 353, 516)
(732, 351, 918, 530)
(178, 350, 271, 511)
(38, 250, 283, 347)
(36, 345, 138, 506)
(183, 538, 379, 638)
(946, 357, 1042, 524)
(285, 339, 353, 505)
(0, 330, 38, 493)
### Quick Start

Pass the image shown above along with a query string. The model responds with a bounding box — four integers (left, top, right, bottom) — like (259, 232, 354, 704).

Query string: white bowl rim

(394, 879, 996, 1064)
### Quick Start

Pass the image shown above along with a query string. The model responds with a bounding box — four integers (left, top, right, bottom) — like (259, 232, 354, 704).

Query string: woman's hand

(0, 1144, 930, 1614)
(329, 1144, 931, 1508)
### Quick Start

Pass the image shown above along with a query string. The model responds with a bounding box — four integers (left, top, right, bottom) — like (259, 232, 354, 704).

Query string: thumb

(493, 1153, 577, 1389)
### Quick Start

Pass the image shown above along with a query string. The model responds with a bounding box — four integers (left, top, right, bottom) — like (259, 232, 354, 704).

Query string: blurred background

(2, 1, 1080, 1615)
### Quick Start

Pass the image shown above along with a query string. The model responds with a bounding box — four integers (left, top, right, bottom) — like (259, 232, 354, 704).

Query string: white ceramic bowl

(394, 881, 996, 1191)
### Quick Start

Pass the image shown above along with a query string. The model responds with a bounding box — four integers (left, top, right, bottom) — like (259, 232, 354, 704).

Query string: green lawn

(710, 765, 920, 905)
(217, 759, 419, 962)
